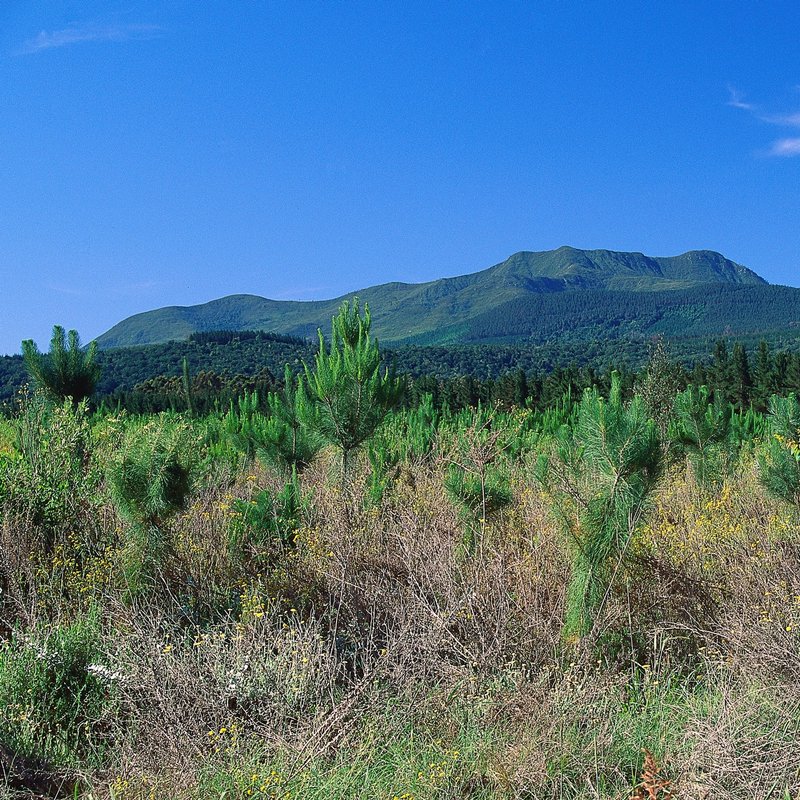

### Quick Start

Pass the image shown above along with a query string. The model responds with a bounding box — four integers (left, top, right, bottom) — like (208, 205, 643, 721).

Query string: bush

(759, 393, 800, 508)
(670, 385, 732, 489)
(106, 414, 197, 594)
(228, 471, 307, 568)
(0, 611, 116, 767)
(0, 393, 97, 545)
(443, 406, 514, 555)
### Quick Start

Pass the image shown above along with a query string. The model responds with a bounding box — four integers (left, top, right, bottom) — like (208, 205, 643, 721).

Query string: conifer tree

(753, 339, 776, 410)
(181, 356, 195, 416)
(787, 353, 800, 395)
(759, 394, 800, 508)
(730, 343, 752, 411)
(671, 384, 732, 488)
(711, 339, 731, 403)
(21, 326, 100, 405)
(259, 365, 320, 473)
(635, 336, 682, 440)
(300, 298, 403, 483)
(536, 373, 662, 641)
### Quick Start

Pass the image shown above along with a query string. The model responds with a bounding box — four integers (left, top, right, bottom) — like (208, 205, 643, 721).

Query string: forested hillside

(3, 326, 800, 419)
(96, 247, 776, 348)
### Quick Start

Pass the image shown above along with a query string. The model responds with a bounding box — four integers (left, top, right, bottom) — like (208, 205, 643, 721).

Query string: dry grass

(2, 433, 800, 799)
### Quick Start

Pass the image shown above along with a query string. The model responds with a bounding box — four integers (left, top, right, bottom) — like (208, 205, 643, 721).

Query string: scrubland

(1, 381, 800, 800)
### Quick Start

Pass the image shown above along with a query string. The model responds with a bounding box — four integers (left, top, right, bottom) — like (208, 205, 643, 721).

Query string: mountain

(97, 247, 773, 349)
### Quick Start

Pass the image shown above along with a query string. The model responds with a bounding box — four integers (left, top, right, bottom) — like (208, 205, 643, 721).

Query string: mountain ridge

(97, 247, 769, 349)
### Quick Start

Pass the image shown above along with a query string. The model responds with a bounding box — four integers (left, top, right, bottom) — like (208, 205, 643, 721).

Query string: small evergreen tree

(536, 374, 662, 641)
(106, 415, 196, 596)
(730, 343, 752, 411)
(759, 394, 800, 508)
(635, 336, 682, 440)
(259, 365, 321, 474)
(181, 356, 195, 416)
(670, 384, 732, 488)
(21, 326, 100, 405)
(787, 353, 800, 395)
(753, 339, 776, 410)
(444, 405, 513, 555)
(710, 339, 731, 404)
(300, 299, 403, 483)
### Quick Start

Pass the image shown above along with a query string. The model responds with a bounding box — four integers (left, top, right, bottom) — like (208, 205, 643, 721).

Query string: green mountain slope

(97, 247, 769, 348)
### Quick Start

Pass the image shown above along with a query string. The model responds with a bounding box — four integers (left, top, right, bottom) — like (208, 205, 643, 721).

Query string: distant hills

(97, 247, 798, 350)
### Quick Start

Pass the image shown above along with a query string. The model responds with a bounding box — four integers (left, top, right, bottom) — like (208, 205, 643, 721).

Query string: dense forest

(3, 326, 800, 416)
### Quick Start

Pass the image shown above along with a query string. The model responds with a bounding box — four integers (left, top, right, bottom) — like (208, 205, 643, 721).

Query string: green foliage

(300, 298, 403, 482)
(0, 416, 15, 454)
(260, 366, 321, 474)
(670, 385, 732, 488)
(364, 437, 396, 508)
(107, 415, 196, 528)
(759, 394, 800, 508)
(106, 414, 196, 594)
(443, 406, 514, 555)
(204, 391, 273, 472)
(0, 612, 116, 767)
(395, 391, 441, 462)
(205, 374, 320, 476)
(537, 374, 662, 641)
(181, 356, 195, 416)
(365, 394, 441, 507)
(229, 471, 307, 566)
(635, 336, 682, 439)
(22, 325, 100, 404)
(729, 405, 767, 451)
(0, 392, 97, 541)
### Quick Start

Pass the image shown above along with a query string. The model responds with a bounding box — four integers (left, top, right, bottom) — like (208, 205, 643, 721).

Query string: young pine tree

(759, 394, 800, 508)
(106, 415, 196, 597)
(536, 374, 662, 641)
(259, 365, 321, 474)
(670, 384, 732, 489)
(22, 325, 100, 405)
(635, 336, 682, 441)
(753, 339, 776, 411)
(300, 299, 403, 484)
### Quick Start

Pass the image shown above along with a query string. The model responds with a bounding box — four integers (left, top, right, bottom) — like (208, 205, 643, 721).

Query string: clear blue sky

(1, 1, 799, 354)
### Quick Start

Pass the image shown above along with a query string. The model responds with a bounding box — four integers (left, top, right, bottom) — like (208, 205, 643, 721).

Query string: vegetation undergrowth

(2, 310, 800, 799)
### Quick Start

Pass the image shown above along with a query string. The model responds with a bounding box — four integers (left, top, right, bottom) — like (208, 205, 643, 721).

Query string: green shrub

(670, 384, 732, 488)
(259, 366, 321, 474)
(229, 471, 307, 567)
(759, 393, 800, 508)
(0, 611, 116, 767)
(106, 414, 197, 594)
(443, 406, 513, 555)
(364, 394, 441, 507)
(0, 393, 97, 544)
(300, 299, 403, 485)
(107, 414, 195, 529)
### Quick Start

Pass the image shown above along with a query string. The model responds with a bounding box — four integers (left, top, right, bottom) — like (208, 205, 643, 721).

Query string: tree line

(7, 318, 800, 417)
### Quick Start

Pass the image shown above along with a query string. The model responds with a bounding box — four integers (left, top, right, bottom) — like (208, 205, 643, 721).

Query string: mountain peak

(97, 246, 769, 349)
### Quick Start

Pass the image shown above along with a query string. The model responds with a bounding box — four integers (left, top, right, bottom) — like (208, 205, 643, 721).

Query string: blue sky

(1, 1, 799, 354)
